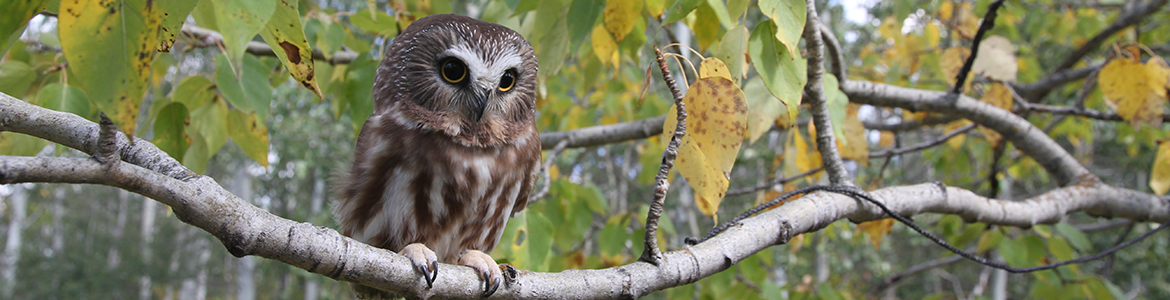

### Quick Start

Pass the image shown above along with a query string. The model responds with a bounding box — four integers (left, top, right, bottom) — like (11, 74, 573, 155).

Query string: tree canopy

(2, 0, 1170, 299)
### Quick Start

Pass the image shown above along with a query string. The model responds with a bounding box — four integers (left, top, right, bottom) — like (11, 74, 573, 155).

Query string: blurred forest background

(2, 0, 1170, 299)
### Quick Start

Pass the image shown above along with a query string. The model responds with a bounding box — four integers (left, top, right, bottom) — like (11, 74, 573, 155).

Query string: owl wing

(510, 130, 542, 217)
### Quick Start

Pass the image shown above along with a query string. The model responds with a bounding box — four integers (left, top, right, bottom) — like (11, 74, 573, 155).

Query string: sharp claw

(426, 261, 439, 288)
(482, 277, 500, 298)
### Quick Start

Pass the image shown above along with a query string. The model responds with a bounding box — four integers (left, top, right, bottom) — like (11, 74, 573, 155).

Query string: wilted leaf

(59, 0, 162, 136)
(1098, 56, 1169, 128)
(260, 0, 320, 99)
(664, 77, 749, 217)
(857, 218, 894, 249)
(972, 36, 1017, 82)
(879, 130, 894, 149)
(1151, 140, 1170, 195)
(757, 0, 805, 56)
(979, 83, 1012, 146)
(228, 109, 270, 167)
(749, 22, 806, 127)
(603, 0, 642, 42)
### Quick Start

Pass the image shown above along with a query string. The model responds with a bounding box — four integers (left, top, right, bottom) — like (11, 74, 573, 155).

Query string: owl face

(375, 14, 538, 148)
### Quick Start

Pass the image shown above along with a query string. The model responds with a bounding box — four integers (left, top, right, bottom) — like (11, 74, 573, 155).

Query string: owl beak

(471, 95, 487, 122)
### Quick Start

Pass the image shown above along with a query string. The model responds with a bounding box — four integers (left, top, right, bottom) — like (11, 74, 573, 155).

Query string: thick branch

(841, 80, 1091, 186)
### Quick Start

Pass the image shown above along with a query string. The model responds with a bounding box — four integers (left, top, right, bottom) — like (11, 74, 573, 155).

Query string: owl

(333, 14, 541, 298)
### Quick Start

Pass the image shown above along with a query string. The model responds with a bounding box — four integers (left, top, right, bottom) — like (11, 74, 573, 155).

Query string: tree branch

(802, 0, 853, 186)
(539, 115, 665, 150)
(841, 80, 1091, 186)
(1051, 0, 1168, 73)
(180, 24, 359, 65)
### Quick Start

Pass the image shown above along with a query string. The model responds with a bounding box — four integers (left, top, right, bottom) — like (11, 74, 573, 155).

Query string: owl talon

(400, 243, 440, 289)
(459, 250, 504, 297)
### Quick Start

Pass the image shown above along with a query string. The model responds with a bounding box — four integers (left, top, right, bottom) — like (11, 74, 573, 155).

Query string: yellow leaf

(687, 2, 720, 52)
(837, 104, 869, 166)
(940, 47, 971, 87)
(924, 21, 941, 48)
(1099, 56, 1170, 128)
(664, 77, 749, 217)
(972, 36, 1017, 82)
(945, 120, 970, 150)
(954, 2, 978, 39)
(591, 25, 619, 69)
(939, 1, 954, 20)
(789, 233, 805, 253)
(878, 16, 899, 39)
(260, 0, 321, 99)
(699, 57, 733, 80)
(604, 0, 643, 42)
(789, 125, 822, 178)
(1152, 141, 1170, 195)
(879, 131, 895, 149)
(646, 0, 665, 18)
(857, 218, 894, 249)
(979, 83, 1012, 145)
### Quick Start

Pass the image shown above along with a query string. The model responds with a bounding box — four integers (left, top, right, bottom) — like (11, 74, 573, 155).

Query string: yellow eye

(498, 70, 516, 92)
(440, 59, 467, 83)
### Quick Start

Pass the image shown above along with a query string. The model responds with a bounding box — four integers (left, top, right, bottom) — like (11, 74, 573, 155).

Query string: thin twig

(868, 123, 976, 158)
(1051, 0, 1169, 73)
(640, 46, 688, 265)
(528, 140, 569, 204)
(1041, 68, 1101, 133)
(951, 0, 1007, 95)
(818, 22, 846, 81)
(726, 167, 826, 196)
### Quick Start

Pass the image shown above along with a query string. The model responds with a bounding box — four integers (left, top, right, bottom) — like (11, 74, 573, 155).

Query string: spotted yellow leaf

(664, 77, 749, 217)
(699, 57, 733, 80)
(1099, 55, 1170, 128)
(603, 0, 642, 42)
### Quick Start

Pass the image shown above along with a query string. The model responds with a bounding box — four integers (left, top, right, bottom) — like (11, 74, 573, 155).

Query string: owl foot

(459, 250, 503, 297)
(399, 243, 439, 288)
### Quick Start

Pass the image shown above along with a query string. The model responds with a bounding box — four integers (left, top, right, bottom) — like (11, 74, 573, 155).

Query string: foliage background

(1, 0, 1169, 299)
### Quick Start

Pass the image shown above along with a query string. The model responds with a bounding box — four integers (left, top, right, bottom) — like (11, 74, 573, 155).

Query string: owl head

(374, 14, 538, 148)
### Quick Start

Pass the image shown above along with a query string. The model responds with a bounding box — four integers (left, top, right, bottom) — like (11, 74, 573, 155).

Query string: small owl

(333, 14, 540, 298)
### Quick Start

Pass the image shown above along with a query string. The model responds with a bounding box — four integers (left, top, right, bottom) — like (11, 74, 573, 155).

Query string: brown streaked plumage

(332, 14, 540, 298)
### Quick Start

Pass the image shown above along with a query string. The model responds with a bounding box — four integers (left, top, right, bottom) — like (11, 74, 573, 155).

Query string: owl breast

(334, 111, 540, 262)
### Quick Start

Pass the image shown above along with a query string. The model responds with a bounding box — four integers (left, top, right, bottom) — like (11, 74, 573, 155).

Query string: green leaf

(748, 21, 805, 126)
(59, 0, 162, 136)
(579, 183, 609, 214)
(705, 0, 734, 29)
(688, 2, 720, 52)
(526, 212, 554, 271)
(156, 0, 200, 51)
(0, 0, 50, 55)
(36, 83, 91, 118)
(757, 0, 805, 56)
(190, 0, 217, 31)
(343, 57, 377, 132)
(315, 21, 345, 61)
(598, 216, 629, 257)
(214, 54, 272, 119)
(210, 0, 275, 76)
(0, 132, 48, 156)
(1055, 222, 1092, 252)
(0, 60, 35, 97)
(1047, 236, 1075, 261)
(186, 96, 229, 159)
(172, 75, 216, 109)
(713, 25, 749, 85)
(823, 73, 847, 143)
(535, 0, 570, 79)
(566, 0, 602, 52)
(946, 222, 986, 249)
(260, 0, 321, 99)
(726, 0, 750, 22)
(153, 102, 189, 160)
(183, 133, 211, 174)
(349, 9, 398, 37)
(742, 76, 783, 143)
(662, 0, 702, 25)
(228, 109, 270, 167)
